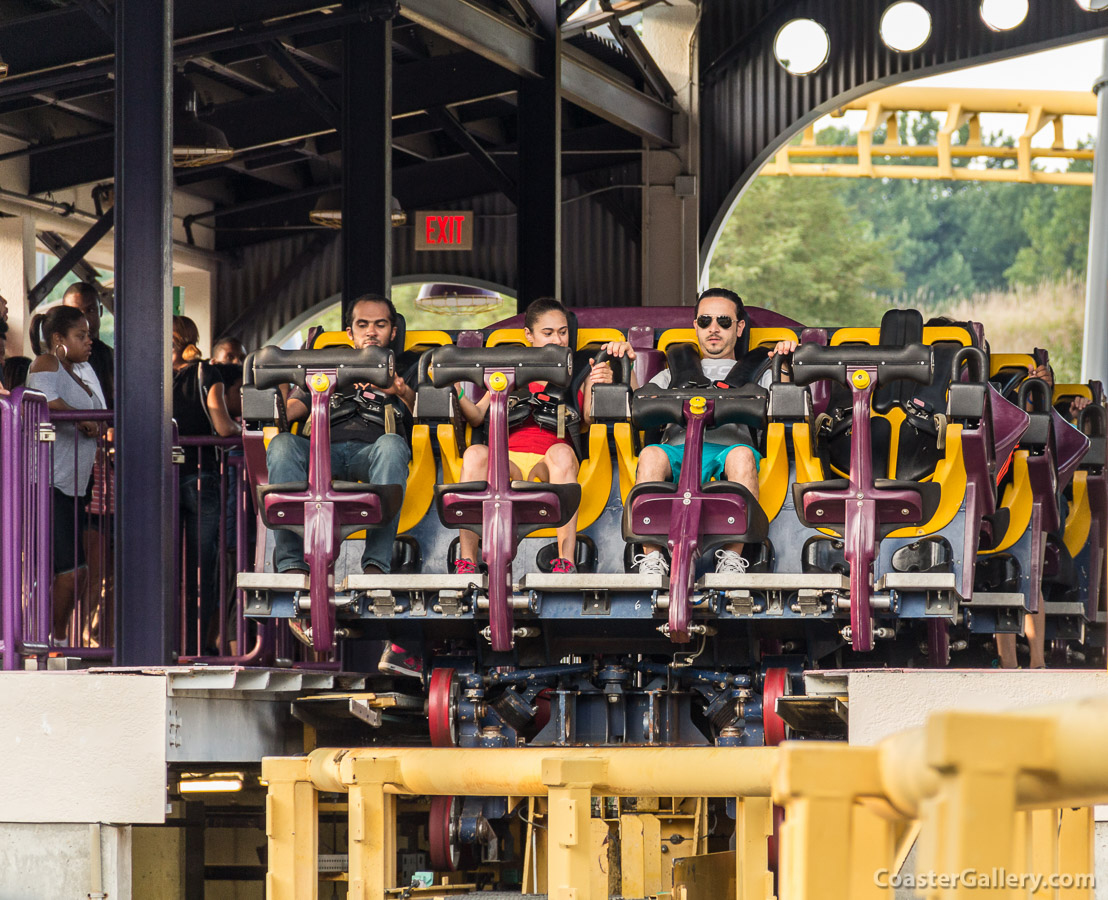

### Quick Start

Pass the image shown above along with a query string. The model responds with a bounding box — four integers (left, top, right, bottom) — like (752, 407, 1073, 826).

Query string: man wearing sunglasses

(633, 288, 797, 577)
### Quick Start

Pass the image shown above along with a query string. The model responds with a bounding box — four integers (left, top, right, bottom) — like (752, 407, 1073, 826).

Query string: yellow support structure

(263, 697, 1108, 900)
(262, 757, 320, 900)
(759, 86, 1095, 185)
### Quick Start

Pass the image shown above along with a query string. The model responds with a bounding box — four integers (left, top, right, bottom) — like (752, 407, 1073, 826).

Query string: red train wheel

(428, 667, 458, 748)
(762, 667, 790, 747)
(429, 795, 460, 871)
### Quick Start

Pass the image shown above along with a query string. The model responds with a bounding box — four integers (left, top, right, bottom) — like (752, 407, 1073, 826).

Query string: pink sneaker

(378, 643, 422, 679)
(551, 558, 577, 574)
(454, 558, 480, 575)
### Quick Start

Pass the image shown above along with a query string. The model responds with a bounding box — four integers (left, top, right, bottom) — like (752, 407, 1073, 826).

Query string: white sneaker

(715, 549, 749, 575)
(633, 550, 670, 576)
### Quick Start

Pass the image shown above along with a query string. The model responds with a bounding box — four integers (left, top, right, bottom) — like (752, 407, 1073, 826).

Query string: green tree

(710, 177, 900, 325)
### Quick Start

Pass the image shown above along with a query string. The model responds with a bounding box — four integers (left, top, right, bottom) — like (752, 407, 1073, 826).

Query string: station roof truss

(0, 0, 674, 253)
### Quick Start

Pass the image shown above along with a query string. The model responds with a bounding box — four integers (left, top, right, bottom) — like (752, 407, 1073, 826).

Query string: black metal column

(114, 0, 175, 665)
(342, 4, 392, 317)
(516, 0, 560, 312)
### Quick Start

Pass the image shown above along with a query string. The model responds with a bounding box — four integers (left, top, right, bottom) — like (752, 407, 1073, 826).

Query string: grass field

(932, 277, 1087, 385)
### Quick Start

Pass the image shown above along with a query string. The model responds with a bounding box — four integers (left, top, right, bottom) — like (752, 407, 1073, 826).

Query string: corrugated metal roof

(217, 163, 642, 347)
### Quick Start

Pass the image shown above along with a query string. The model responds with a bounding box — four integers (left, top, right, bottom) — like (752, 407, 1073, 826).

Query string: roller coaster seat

(426, 343, 583, 651)
(621, 348, 771, 642)
(247, 344, 403, 652)
(445, 324, 626, 536)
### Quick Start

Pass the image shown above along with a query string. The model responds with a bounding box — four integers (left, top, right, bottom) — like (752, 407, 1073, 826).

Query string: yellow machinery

(262, 693, 1108, 899)
(760, 87, 1095, 186)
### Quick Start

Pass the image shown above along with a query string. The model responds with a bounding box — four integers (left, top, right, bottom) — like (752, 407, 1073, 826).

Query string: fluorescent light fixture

(178, 773, 244, 794)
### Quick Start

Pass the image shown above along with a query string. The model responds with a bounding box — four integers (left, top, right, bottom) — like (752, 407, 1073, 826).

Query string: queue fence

(0, 389, 324, 668)
(0, 387, 53, 670)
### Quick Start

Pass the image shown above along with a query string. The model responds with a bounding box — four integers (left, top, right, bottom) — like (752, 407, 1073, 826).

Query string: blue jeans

(265, 432, 410, 573)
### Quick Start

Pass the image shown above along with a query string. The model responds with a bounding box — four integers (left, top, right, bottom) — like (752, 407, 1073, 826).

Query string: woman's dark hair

(173, 315, 203, 362)
(523, 297, 568, 331)
(29, 306, 87, 356)
(695, 287, 744, 320)
(343, 293, 398, 330)
(3, 356, 30, 390)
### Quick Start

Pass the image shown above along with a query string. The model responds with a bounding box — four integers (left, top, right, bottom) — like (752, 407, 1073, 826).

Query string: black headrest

(666, 343, 710, 389)
(251, 344, 394, 391)
(392, 311, 407, 356)
(879, 308, 924, 347)
(427, 344, 573, 389)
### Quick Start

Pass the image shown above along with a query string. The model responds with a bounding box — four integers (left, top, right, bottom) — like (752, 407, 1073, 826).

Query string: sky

(813, 37, 1106, 151)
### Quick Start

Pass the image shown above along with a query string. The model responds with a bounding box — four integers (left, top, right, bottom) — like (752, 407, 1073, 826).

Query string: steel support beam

(28, 208, 114, 309)
(427, 107, 517, 202)
(37, 231, 104, 289)
(516, 0, 560, 312)
(342, 4, 392, 315)
(561, 48, 672, 145)
(1085, 39, 1108, 388)
(72, 0, 115, 42)
(261, 39, 341, 130)
(400, 0, 672, 144)
(114, 0, 175, 666)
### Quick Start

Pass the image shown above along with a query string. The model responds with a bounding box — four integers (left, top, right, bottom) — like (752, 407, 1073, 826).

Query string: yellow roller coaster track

(760, 87, 1095, 185)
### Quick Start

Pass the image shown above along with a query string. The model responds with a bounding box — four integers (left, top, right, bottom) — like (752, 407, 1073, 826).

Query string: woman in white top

(26, 305, 104, 641)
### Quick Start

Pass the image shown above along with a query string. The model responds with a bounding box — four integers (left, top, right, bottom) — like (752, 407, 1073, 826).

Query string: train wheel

(429, 667, 459, 748)
(762, 667, 789, 747)
(429, 795, 460, 871)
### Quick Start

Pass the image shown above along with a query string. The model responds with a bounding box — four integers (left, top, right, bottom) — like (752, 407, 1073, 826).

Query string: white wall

(0, 673, 167, 824)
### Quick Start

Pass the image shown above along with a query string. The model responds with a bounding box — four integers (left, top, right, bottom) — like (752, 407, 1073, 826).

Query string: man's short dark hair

(695, 288, 744, 321)
(213, 335, 245, 353)
(62, 282, 99, 303)
(523, 297, 568, 331)
(344, 293, 397, 330)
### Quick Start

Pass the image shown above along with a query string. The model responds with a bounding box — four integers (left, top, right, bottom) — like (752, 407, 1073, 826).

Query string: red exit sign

(415, 210, 473, 251)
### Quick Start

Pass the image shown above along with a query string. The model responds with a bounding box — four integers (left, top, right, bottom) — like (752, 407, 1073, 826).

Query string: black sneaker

(378, 643, 423, 679)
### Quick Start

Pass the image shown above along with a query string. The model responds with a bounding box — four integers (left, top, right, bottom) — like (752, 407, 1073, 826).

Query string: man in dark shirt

(63, 282, 113, 408)
(265, 294, 413, 576)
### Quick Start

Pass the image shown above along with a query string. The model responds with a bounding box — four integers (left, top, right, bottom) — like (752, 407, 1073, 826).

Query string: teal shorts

(654, 442, 762, 483)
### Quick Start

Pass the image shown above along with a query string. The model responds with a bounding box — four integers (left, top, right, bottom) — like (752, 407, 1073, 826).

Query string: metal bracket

(37, 424, 56, 443)
(436, 591, 468, 616)
(582, 591, 610, 615)
(925, 591, 957, 616)
(349, 698, 383, 728)
(724, 590, 756, 617)
(792, 589, 825, 616)
(370, 590, 398, 617)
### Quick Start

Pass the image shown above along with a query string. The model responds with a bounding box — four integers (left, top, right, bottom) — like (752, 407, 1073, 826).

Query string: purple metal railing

(0, 390, 309, 668)
(0, 388, 53, 669)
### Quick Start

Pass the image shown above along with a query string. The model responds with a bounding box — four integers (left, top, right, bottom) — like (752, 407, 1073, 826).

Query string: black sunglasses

(696, 314, 734, 330)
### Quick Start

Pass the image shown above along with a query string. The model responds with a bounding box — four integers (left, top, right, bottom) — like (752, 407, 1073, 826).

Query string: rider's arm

(284, 389, 309, 423)
(384, 373, 415, 412)
(457, 389, 490, 427)
(766, 340, 798, 383)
